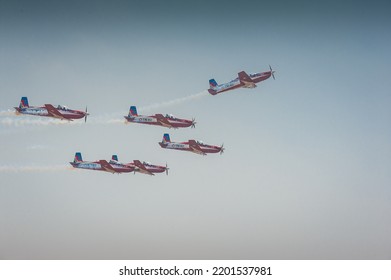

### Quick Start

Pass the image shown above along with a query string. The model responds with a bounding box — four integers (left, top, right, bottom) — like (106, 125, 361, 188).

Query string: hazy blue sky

(1, 0, 390, 259)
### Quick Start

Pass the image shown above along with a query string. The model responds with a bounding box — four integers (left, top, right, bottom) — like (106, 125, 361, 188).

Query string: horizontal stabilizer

(208, 88, 218, 95)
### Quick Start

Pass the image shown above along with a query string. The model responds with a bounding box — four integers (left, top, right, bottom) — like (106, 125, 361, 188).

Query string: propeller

(269, 65, 276, 80)
(191, 118, 196, 128)
(84, 106, 88, 123)
(220, 143, 225, 155)
(165, 163, 169, 175)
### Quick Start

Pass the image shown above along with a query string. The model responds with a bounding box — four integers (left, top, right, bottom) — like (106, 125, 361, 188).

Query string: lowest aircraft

(14, 97, 89, 122)
(124, 106, 196, 129)
(70, 153, 168, 175)
(208, 65, 275, 95)
(159, 133, 224, 156)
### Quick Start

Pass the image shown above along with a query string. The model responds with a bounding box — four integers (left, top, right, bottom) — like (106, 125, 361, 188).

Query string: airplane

(124, 106, 196, 129)
(14, 97, 89, 122)
(111, 155, 169, 176)
(158, 133, 224, 155)
(208, 65, 275, 95)
(69, 152, 135, 174)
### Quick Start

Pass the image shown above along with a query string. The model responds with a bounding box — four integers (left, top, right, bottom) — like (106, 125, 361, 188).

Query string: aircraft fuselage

(159, 142, 222, 154)
(124, 115, 193, 128)
(15, 106, 86, 120)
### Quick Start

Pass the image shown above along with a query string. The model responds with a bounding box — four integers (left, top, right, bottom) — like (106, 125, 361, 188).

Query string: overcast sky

(0, 0, 390, 259)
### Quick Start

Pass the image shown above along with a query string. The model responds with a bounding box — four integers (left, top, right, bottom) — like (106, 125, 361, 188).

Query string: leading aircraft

(124, 106, 196, 129)
(158, 133, 224, 155)
(69, 153, 135, 174)
(208, 65, 275, 95)
(110, 155, 169, 176)
(14, 97, 89, 122)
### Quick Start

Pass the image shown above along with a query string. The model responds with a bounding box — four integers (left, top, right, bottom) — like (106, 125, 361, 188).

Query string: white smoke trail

(0, 115, 125, 127)
(0, 109, 16, 116)
(72, 90, 209, 124)
(0, 164, 70, 173)
(0, 117, 82, 127)
(139, 90, 208, 112)
(0, 90, 209, 128)
(86, 90, 209, 123)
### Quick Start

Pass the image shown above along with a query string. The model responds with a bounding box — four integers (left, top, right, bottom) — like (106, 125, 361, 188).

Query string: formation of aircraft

(70, 153, 168, 175)
(158, 133, 224, 156)
(14, 65, 278, 174)
(14, 97, 89, 122)
(208, 65, 275, 95)
(124, 106, 196, 129)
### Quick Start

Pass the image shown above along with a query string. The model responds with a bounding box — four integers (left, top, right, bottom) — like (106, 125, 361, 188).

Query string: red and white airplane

(15, 97, 89, 122)
(124, 106, 196, 129)
(208, 65, 275, 95)
(159, 133, 224, 156)
(110, 155, 169, 176)
(70, 153, 135, 174)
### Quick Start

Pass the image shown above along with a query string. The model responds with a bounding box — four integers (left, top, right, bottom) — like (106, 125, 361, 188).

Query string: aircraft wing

(155, 114, 173, 128)
(133, 160, 155, 176)
(44, 104, 69, 120)
(238, 71, 256, 87)
(188, 140, 207, 155)
(98, 160, 117, 174)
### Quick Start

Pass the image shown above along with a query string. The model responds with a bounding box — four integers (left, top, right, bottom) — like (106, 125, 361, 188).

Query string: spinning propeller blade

(220, 144, 225, 155)
(84, 106, 88, 123)
(191, 118, 196, 128)
(269, 65, 276, 80)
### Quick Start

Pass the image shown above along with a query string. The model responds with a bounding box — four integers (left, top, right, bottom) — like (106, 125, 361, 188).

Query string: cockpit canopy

(196, 140, 204, 145)
(57, 105, 69, 111)
(165, 114, 177, 120)
(143, 161, 152, 166)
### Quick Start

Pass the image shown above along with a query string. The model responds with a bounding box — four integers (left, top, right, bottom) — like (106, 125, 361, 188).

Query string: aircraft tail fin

(209, 79, 218, 89)
(19, 97, 29, 109)
(111, 155, 118, 162)
(162, 133, 171, 143)
(128, 106, 138, 117)
(74, 152, 83, 163)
